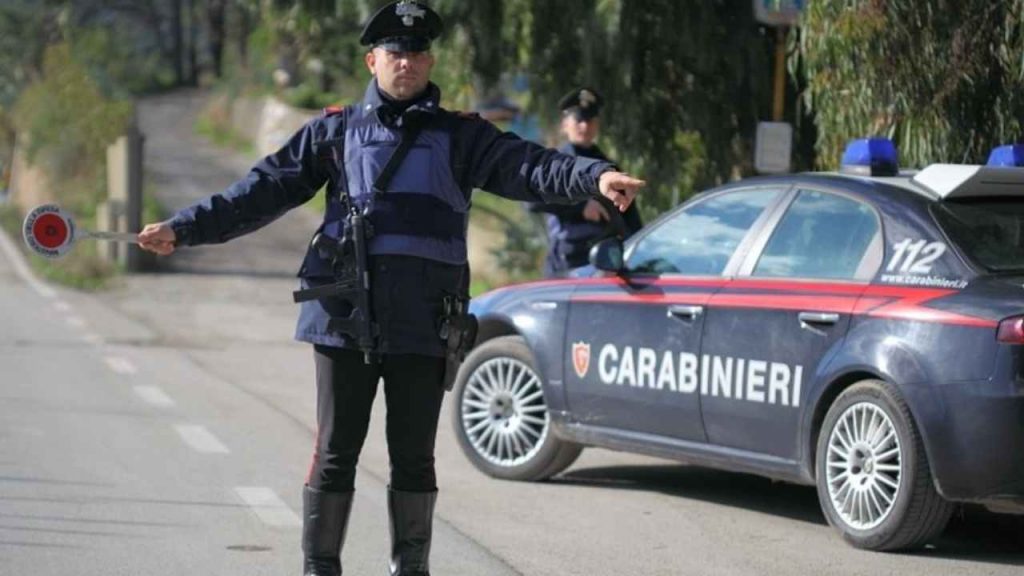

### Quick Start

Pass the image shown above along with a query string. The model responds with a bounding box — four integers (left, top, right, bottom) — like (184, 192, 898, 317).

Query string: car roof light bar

(986, 144, 1024, 167)
(839, 138, 899, 177)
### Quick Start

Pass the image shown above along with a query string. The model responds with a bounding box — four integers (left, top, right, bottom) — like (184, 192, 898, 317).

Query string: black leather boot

(302, 486, 354, 576)
(388, 488, 437, 576)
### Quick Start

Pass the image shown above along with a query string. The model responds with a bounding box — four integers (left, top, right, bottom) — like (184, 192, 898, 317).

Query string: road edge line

(0, 221, 57, 299)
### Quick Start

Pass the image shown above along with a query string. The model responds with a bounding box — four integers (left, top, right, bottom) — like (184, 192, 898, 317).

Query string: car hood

(470, 278, 579, 317)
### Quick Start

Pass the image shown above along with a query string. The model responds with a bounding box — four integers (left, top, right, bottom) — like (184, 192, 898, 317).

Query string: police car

(450, 138, 1024, 551)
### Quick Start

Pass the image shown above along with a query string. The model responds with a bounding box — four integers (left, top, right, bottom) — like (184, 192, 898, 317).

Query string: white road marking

(0, 226, 57, 299)
(53, 300, 72, 312)
(104, 356, 137, 375)
(233, 487, 301, 527)
(174, 424, 230, 454)
(133, 385, 175, 408)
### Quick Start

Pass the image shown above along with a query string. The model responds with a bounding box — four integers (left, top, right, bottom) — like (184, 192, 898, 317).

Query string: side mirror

(589, 237, 624, 273)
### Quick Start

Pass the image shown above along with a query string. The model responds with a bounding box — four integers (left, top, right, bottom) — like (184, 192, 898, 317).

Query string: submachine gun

(290, 111, 425, 365)
(292, 207, 379, 364)
(290, 112, 478, 383)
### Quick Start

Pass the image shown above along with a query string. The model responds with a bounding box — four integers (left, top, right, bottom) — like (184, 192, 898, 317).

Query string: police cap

(360, 1, 443, 53)
(559, 87, 603, 121)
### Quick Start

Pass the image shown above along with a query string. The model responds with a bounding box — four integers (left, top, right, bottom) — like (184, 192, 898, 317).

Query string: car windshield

(932, 198, 1024, 272)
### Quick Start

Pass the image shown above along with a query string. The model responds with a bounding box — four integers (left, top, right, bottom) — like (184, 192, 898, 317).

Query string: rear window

(932, 199, 1024, 272)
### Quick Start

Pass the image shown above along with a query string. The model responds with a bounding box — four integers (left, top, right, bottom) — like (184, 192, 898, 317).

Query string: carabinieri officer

(137, 2, 644, 575)
(530, 87, 644, 277)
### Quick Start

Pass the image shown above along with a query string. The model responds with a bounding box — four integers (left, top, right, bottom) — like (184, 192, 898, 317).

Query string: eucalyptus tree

(800, 0, 1024, 169)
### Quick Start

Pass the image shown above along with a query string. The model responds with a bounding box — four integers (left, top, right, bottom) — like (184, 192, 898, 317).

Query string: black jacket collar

(362, 78, 441, 128)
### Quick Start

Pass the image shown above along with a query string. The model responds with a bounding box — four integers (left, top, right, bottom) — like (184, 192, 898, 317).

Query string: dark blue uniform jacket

(530, 143, 643, 276)
(169, 80, 612, 356)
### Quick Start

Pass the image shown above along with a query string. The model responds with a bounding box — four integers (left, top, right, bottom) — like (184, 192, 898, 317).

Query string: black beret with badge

(559, 87, 603, 121)
(360, 1, 443, 52)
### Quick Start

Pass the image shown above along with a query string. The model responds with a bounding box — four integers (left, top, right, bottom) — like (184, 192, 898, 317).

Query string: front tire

(815, 379, 954, 551)
(451, 335, 582, 481)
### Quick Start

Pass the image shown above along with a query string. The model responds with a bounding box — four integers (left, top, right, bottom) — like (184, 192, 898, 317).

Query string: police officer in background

(530, 87, 643, 277)
(136, 2, 644, 575)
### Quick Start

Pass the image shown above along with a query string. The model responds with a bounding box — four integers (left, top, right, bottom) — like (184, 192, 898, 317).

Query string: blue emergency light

(986, 144, 1024, 167)
(839, 138, 899, 176)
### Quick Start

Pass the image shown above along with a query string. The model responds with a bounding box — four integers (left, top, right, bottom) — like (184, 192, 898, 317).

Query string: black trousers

(308, 344, 446, 493)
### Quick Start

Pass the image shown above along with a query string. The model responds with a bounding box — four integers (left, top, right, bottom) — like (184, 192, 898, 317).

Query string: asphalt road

(0, 90, 1020, 575)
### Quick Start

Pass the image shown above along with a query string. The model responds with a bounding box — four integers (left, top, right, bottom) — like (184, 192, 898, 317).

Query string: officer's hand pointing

(137, 222, 177, 256)
(598, 170, 646, 212)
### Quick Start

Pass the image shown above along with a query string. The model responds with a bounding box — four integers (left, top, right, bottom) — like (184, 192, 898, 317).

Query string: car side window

(626, 188, 782, 275)
(753, 189, 880, 280)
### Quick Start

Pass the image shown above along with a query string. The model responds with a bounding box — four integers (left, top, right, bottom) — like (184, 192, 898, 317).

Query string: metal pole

(124, 120, 145, 272)
(773, 26, 788, 122)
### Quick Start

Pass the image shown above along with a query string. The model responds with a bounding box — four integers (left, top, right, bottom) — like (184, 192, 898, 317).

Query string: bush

(13, 43, 131, 181)
(7, 42, 131, 289)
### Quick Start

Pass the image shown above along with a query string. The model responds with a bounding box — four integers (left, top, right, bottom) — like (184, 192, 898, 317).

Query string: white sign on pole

(754, 0, 804, 27)
(755, 121, 793, 174)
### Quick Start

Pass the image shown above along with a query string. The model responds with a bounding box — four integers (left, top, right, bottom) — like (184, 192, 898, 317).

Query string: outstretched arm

(139, 119, 330, 255)
(461, 116, 644, 209)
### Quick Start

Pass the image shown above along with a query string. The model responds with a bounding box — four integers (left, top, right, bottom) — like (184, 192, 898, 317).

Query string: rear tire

(815, 379, 954, 551)
(451, 336, 582, 481)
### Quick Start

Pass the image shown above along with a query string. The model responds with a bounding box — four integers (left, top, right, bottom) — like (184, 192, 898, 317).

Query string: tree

(0, 1, 65, 108)
(62, 0, 192, 92)
(799, 0, 1024, 169)
(512, 1, 778, 214)
(430, 0, 514, 101)
(172, 0, 185, 84)
(207, 0, 227, 77)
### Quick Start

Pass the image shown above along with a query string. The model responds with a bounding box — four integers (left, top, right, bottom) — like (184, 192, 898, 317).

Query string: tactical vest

(294, 92, 474, 354)
(313, 104, 469, 270)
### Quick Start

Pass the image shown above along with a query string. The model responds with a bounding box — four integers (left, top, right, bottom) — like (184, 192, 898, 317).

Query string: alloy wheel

(460, 356, 549, 467)
(825, 401, 903, 530)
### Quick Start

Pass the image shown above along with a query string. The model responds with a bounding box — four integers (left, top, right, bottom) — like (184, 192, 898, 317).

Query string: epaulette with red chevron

(322, 105, 346, 117)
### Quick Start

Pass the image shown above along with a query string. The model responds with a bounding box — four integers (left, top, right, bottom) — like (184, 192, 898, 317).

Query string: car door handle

(667, 305, 703, 320)
(798, 312, 840, 326)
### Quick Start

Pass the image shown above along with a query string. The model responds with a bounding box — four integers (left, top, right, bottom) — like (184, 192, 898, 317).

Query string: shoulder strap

(372, 116, 426, 197)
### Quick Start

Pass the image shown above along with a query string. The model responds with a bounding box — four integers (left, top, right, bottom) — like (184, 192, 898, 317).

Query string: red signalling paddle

(22, 204, 138, 259)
